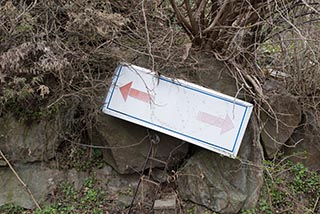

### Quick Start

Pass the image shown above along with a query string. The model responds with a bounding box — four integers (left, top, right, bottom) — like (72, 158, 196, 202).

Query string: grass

(38, 177, 109, 214)
(243, 160, 320, 214)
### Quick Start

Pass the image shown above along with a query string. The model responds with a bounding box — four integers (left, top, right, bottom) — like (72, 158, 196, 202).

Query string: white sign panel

(102, 64, 253, 158)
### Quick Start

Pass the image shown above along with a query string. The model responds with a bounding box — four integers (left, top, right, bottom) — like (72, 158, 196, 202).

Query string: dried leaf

(37, 85, 50, 98)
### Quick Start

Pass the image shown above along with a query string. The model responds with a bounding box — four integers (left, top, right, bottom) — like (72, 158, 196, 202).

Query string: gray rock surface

(176, 118, 264, 213)
(117, 194, 133, 208)
(65, 169, 88, 191)
(0, 115, 59, 163)
(154, 196, 177, 214)
(151, 168, 168, 183)
(284, 109, 320, 170)
(94, 165, 153, 208)
(190, 53, 240, 98)
(0, 163, 65, 209)
(260, 80, 301, 158)
(0, 163, 145, 209)
(94, 165, 140, 195)
(91, 114, 188, 174)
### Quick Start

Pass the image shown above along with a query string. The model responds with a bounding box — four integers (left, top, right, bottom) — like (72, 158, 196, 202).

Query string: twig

(0, 149, 41, 210)
(142, 0, 155, 72)
(127, 140, 154, 214)
(313, 196, 319, 212)
(301, 0, 320, 15)
(65, 135, 149, 149)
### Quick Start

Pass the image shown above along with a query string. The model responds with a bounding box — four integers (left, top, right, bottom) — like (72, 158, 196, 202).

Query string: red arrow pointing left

(119, 81, 151, 103)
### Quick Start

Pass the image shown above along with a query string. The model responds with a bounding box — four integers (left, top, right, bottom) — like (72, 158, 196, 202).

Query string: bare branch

(203, 0, 230, 34)
(184, 0, 198, 34)
(169, 0, 193, 37)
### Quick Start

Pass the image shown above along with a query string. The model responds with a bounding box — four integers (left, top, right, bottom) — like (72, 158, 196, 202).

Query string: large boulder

(260, 80, 301, 159)
(176, 118, 264, 213)
(0, 163, 64, 209)
(284, 109, 320, 170)
(0, 115, 59, 163)
(91, 114, 189, 174)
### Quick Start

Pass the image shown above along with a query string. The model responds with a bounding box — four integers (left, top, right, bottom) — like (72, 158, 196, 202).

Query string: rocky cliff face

(1, 55, 318, 213)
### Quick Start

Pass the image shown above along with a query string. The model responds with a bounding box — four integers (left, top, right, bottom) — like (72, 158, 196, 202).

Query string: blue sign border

(105, 65, 249, 153)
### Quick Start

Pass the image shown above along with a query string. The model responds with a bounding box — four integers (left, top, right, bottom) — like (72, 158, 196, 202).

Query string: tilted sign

(102, 64, 253, 158)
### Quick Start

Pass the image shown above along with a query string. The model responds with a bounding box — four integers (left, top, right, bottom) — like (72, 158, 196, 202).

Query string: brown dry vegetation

(1, 0, 319, 156)
(1, 0, 319, 118)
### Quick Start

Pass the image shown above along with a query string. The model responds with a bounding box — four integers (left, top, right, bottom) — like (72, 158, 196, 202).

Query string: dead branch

(203, 0, 230, 34)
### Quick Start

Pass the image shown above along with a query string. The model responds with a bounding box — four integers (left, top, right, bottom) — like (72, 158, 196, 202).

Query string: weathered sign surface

(103, 64, 253, 158)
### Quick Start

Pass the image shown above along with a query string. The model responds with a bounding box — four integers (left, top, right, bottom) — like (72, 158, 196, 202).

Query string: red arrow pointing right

(119, 81, 151, 103)
(197, 111, 234, 134)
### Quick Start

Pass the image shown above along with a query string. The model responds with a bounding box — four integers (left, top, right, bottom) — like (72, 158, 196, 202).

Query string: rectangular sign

(102, 64, 253, 158)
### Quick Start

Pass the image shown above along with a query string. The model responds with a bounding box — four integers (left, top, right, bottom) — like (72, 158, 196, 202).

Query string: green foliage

(241, 210, 254, 214)
(260, 41, 281, 55)
(186, 205, 196, 214)
(60, 181, 78, 201)
(34, 177, 107, 214)
(36, 206, 59, 214)
(290, 162, 320, 195)
(243, 160, 320, 214)
(56, 145, 104, 171)
(123, 184, 133, 196)
(0, 204, 25, 214)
